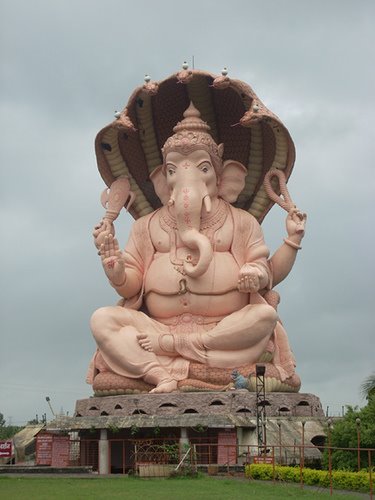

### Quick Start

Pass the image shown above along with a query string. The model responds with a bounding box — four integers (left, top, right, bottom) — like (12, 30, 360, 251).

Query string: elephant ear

(218, 160, 247, 203)
(149, 165, 170, 205)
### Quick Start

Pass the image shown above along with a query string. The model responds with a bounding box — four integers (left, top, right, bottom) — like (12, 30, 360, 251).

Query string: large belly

(145, 252, 248, 318)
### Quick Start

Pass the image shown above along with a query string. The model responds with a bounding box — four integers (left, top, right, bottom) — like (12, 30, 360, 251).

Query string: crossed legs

(137, 304, 277, 368)
(90, 306, 178, 393)
(91, 304, 277, 392)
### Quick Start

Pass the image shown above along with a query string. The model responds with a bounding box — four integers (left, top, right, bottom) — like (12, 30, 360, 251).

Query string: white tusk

(203, 195, 212, 213)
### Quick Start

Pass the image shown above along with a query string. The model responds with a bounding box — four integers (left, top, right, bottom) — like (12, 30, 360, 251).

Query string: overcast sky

(1, 0, 374, 425)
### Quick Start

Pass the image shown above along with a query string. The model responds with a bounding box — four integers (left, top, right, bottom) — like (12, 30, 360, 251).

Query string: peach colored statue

(87, 68, 306, 395)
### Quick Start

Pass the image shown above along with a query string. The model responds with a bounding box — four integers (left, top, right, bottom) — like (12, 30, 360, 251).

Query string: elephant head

(150, 103, 247, 278)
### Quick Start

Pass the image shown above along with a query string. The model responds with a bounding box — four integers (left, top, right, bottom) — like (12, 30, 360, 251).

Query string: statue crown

(162, 102, 223, 169)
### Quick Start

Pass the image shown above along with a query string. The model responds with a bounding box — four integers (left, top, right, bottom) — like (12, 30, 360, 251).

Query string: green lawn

(0, 476, 366, 499)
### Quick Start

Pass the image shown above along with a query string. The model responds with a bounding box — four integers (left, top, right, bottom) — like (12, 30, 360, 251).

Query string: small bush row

(245, 464, 371, 492)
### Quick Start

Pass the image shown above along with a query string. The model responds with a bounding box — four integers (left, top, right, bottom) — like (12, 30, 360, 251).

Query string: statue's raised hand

(93, 219, 114, 249)
(238, 263, 267, 293)
(99, 234, 126, 286)
(286, 207, 307, 239)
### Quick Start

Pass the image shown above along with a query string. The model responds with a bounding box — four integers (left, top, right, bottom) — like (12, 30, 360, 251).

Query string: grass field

(0, 476, 366, 499)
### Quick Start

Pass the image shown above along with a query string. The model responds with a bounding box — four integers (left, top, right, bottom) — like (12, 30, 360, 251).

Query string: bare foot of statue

(150, 379, 178, 393)
(137, 332, 175, 355)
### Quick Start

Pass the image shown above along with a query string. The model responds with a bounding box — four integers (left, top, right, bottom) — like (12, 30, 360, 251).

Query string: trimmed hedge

(245, 464, 371, 492)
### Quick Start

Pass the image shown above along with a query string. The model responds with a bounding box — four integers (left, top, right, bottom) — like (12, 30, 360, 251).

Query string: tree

(0, 412, 22, 440)
(323, 377, 375, 471)
(360, 372, 375, 402)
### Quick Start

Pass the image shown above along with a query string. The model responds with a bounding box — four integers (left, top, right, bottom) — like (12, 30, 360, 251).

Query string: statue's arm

(97, 221, 145, 299)
(238, 212, 271, 293)
(109, 251, 143, 298)
(270, 208, 307, 287)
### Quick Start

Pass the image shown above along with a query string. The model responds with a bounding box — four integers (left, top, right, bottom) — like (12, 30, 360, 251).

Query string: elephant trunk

(173, 185, 213, 278)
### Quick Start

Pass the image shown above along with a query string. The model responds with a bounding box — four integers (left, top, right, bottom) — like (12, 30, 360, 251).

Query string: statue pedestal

(45, 392, 326, 474)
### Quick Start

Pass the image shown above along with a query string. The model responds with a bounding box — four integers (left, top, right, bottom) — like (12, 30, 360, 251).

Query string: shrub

(169, 465, 199, 478)
(245, 464, 371, 493)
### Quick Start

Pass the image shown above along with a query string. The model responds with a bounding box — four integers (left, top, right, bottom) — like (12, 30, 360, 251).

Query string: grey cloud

(1, 0, 374, 424)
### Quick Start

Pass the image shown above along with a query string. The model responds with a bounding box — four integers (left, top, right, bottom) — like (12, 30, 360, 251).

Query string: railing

(62, 438, 373, 496)
(72, 439, 99, 471)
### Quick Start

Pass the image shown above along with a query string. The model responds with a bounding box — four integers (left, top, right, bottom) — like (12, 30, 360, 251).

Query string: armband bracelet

(283, 238, 302, 250)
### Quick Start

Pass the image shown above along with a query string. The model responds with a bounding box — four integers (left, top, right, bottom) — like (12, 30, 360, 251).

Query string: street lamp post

(356, 417, 361, 472)
(327, 418, 333, 496)
(277, 422, 282, 464)
(45, 396, 56, 418)
(301, 421, 306, 469)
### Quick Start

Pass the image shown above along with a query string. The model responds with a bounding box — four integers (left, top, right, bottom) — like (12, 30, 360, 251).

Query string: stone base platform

(44, 392, 326, 436)
(0, 465, 94, 475)
(74, 391, 324, 420)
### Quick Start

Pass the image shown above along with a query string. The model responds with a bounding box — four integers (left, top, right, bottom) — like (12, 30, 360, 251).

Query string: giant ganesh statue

(86, 68, 307, 395)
